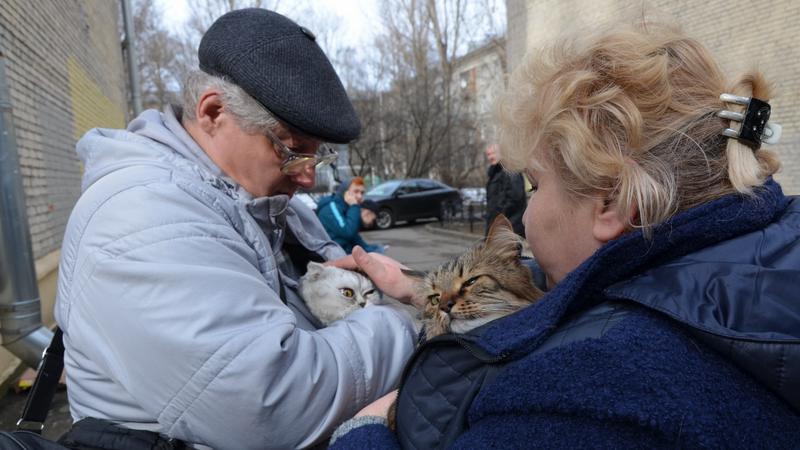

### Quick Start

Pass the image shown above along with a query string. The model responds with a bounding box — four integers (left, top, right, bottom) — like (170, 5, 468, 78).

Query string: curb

(423, 224, 483, 241)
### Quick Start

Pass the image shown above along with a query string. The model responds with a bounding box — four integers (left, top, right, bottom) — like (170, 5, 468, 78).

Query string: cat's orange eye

(340, 288, 355, 298)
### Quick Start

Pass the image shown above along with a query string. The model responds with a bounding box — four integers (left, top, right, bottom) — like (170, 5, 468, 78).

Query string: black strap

(58, 418, 187, 450)
(16, 327, 64, 434)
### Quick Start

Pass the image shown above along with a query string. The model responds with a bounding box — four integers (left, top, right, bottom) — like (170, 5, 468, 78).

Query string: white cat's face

(300, 262, 381, 326)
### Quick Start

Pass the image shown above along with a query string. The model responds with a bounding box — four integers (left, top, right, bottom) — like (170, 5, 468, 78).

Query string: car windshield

(367, 180, 402, 196)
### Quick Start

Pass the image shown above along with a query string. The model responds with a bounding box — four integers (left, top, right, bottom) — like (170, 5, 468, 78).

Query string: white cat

(300, 262, 381, 326)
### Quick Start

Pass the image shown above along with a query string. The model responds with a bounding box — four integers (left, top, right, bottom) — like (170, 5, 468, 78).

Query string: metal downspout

(0, 52, 53, 368)
(121, 0, 142, 116)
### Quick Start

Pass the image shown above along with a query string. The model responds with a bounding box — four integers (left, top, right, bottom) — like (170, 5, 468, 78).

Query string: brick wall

(506, 0, 800, 193)
(0, 0, 128, 260)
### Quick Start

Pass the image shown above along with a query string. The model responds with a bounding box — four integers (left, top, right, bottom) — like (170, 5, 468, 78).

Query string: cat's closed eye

(463, 276, 480, 287)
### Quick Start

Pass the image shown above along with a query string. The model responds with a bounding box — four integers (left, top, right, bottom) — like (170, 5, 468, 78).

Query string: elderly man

(54, 9, 416, 449)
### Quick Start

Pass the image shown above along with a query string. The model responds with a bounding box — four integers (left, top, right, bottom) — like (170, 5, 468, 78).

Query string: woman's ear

(591, 196, 628, 243)
(195, 89, 224, 136)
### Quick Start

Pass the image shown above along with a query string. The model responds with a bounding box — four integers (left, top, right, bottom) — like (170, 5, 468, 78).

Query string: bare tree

(182, 0, 341, 60)
(134, 0, 190, 110)
(184, 0, 281, 43)
(350, 0, 502, 187)
(135, 0, 505, 188)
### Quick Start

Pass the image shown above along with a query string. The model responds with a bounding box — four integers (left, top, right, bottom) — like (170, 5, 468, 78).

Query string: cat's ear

(486, 214, 523, 259)
(305, 261, 326, 279)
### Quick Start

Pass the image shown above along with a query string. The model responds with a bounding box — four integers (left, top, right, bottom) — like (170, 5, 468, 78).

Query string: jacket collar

(478, 179, 789, 358)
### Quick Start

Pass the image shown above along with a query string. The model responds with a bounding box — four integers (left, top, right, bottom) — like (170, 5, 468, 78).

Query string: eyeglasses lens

(280, 145, 338, 175)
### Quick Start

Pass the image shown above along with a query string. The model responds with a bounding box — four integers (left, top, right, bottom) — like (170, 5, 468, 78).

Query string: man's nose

(291, 165, 315, 189)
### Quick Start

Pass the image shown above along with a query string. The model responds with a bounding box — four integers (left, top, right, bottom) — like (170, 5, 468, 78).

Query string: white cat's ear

(306, 261, 326, 277)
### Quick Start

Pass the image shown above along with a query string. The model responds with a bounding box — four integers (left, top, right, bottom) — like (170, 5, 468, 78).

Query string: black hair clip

(717, 94, 782, 150)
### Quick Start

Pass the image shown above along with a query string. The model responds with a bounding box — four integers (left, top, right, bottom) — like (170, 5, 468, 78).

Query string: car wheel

(376, 208, 394, 230)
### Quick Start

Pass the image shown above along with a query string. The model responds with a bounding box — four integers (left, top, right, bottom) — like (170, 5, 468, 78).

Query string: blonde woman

(330, 22, 800, 448)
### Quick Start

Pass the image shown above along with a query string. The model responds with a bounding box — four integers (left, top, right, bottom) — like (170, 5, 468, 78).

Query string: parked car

(365, 178, 462, 229)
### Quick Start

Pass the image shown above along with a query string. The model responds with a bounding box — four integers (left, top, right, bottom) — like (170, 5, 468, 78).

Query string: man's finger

(352, 246, 386, 279)
(326, 254, 357, 269)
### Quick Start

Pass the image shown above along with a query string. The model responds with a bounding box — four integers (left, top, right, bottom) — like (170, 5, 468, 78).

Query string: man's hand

(355, 390, 397, 419)
(360, 209, 376, 227)
(327, 246, 421, 307)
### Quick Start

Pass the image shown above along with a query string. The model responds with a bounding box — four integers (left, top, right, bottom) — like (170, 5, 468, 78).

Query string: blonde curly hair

(497, 22, 780, 234)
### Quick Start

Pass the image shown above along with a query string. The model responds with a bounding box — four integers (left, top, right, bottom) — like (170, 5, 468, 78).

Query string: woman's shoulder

(472, 303, 800, 446)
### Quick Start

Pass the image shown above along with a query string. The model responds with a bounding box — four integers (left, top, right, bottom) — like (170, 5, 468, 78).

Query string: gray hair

(181, 70, 280, 133)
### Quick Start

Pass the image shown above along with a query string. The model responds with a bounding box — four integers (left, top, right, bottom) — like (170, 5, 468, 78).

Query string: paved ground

(0, 221, 478, 438)
(365, 219, 482, 271)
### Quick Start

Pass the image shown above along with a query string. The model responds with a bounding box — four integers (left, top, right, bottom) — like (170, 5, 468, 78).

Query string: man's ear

(591, 196, 629, 243)
(195, 89, 224, 136)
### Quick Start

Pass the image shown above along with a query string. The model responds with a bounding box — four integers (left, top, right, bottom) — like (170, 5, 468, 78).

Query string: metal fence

(440, 199, 487, 235)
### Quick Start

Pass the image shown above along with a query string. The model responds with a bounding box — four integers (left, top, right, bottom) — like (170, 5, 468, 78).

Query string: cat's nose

(440, 299, 455, 313)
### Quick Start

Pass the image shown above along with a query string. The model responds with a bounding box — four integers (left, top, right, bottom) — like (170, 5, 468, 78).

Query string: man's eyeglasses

(263, 127, 338, 176)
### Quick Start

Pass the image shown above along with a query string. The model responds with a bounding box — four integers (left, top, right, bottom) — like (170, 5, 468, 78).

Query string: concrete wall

(0, 0, 128, 380)
(506, 0, 800, 193)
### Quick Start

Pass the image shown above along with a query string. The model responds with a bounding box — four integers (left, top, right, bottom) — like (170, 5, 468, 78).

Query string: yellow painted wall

(68, 57, 126, 139)
(0, 0, 127, 389)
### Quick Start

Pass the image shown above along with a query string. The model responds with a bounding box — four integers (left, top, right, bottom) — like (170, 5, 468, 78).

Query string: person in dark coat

(327, 21, 800, 448)
(317, 177, 384, 254)
(485, 144, 526, 236)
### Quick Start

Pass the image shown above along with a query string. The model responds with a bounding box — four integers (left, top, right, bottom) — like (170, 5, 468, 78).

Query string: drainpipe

(0, 52, 54, 368)
(121, 0, 142, 116)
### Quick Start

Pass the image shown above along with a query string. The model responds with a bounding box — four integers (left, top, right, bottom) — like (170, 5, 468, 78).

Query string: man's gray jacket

(54, 108, 416, 449)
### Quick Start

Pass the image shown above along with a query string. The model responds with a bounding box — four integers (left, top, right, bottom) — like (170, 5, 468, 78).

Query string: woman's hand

(328, 246, 422, 307)
(355, 390, 397, 419)
(343, 189, 358, 206)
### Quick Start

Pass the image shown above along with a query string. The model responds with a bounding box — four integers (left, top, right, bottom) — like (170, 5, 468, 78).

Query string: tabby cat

(413, 214, 544, 339)
(387, 214, 544, 431)
(300, 262, 380, 326)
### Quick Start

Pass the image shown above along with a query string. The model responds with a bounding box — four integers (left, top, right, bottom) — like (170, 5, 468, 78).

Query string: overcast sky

(155, 0, 382, 50)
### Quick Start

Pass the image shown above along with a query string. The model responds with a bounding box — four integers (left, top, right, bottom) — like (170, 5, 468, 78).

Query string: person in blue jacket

(318, 177, 384, 254)
(328, 21, 800, 448)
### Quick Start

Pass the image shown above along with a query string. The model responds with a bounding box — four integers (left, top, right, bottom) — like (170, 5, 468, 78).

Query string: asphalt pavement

(0, 221, 479, 438)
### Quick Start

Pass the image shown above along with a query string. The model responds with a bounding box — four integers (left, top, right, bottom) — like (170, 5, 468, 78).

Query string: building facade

(451, 38, 507, 186)
(506, 0, 800, 193)
(0, 0, 128, 383)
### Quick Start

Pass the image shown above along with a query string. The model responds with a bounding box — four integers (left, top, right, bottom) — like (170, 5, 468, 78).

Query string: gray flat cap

(199, 8, 361, 143)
